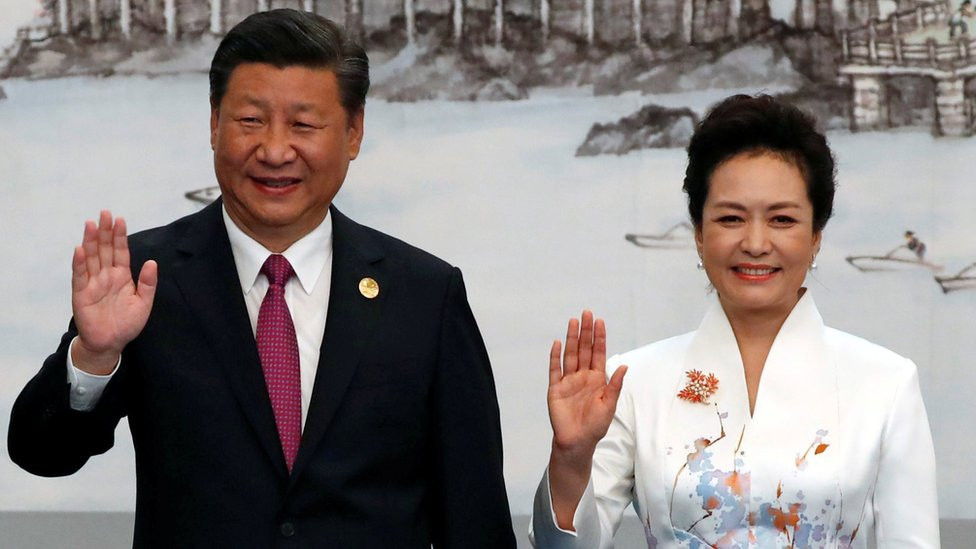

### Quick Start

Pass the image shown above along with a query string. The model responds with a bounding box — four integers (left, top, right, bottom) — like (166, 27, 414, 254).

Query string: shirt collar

(222, 205, 333, 296)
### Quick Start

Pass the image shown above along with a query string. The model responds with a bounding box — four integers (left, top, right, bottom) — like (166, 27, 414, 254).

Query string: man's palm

(71, 211, 157, 370)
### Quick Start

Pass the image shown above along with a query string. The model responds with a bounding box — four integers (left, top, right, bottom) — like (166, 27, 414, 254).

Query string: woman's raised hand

(546, 310, 627, 529)
(548, 310, 627, 457)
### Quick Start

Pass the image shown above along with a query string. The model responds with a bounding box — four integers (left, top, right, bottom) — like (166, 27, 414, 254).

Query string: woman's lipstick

(732, 263, 779, 281)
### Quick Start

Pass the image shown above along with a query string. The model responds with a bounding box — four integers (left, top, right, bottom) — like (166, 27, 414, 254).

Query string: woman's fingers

(592, 318, 607, 373)
(604, 365, 628, 408)
(560, 311, 607, 377)
(563, 317, 580, 375)
(549, 340, 562, 386)
(577, 310, 594, 371)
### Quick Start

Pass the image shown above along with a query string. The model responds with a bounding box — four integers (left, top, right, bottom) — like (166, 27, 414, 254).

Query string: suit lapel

(171, 200, 288, 476)
(290, 206, 385, 483)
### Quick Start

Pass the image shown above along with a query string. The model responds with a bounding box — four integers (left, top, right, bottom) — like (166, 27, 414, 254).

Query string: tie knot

(261, 254, 295, 287)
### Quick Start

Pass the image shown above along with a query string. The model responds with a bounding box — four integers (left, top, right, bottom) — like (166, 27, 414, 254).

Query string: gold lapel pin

(358, 277, 379, 299)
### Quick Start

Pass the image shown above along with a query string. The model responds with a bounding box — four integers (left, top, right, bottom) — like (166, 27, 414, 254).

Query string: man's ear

(209, 104, 219, 151)
(347, 107, 365, 161)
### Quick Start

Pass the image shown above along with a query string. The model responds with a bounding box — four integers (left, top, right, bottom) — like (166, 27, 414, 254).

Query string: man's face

(211, 63, 364, 251)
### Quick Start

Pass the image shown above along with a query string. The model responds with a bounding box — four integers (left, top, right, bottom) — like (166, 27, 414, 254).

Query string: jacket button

(280, 522, 295, 537)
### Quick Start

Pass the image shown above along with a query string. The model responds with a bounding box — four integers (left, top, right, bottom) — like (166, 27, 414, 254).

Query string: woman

(531, 95, 939, 548)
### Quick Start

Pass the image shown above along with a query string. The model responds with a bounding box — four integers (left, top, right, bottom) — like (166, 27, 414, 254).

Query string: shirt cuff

(66, 337, 119, 411)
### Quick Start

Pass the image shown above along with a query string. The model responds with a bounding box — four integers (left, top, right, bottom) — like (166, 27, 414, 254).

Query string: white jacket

(531, 292, 939, 548)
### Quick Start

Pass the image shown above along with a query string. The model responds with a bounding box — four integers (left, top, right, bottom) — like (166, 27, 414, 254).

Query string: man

(8, 10, 516, 548)
(903, 230, 926, 260)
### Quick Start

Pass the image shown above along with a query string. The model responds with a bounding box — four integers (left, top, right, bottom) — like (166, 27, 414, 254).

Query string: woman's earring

(697, 258, 704, 270)
(810, 257, 818, 271)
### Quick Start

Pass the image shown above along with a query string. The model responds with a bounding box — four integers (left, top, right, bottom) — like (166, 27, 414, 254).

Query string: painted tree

(539, 0, 550, 42)
(453, 0, 463, 44)
(738, 0, 771, 37)
(89, 0, 101, 39)
(633, 0, 643, 44)
(404, 0, 416, 45)
(346, 0, 363, 41)
(494, 0, 504, 45)
(584, 0, 594, 43)
(814, 0, 833, 34)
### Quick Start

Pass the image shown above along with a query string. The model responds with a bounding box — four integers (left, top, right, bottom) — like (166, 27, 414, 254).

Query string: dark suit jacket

(8, 201, 516, 548)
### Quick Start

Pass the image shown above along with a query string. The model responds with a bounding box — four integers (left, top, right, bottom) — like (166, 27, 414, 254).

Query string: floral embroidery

(663, 421, 855, 549)
(677, 369, 720, 404)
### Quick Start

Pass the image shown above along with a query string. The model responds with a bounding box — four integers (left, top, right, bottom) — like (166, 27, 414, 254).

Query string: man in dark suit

(8, 9, 516, 548)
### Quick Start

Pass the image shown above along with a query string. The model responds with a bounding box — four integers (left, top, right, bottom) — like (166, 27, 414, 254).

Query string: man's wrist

(70, 338, 122, 376)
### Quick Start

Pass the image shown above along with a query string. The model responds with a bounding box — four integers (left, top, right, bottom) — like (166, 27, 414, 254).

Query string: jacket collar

(683, 289, 832, 422)
(289, 205, 386, 485)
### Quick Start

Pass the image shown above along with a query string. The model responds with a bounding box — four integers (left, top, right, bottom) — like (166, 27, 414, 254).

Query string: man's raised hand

(70, 211, 157, 375)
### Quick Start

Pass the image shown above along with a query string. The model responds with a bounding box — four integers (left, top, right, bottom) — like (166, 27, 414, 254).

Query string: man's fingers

(136, 260, 158, 306)
(563, 317, 580, 375)
(592, 318, 607, 373)
(97, 210, 114, 271)
(82, 220, 100, 277)
(549, 340, 562, 386)
(71, 246, 87, 292)
(578, 310, 594, 371)
(113, 217, 130, 271)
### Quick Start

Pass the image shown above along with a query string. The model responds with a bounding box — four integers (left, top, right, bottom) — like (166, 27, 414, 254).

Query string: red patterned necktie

(256, 254, 301, 473)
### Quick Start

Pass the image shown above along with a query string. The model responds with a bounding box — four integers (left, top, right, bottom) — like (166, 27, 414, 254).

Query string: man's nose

(741, 221, 771, 256)
(256, 125, 298, 166)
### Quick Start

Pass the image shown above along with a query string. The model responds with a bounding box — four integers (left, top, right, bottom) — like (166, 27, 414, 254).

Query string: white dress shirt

(67, 205, 334, 430)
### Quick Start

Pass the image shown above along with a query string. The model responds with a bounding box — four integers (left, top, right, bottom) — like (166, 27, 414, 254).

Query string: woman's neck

(720, 290, 804, 416)
(721, 289, 805, 347)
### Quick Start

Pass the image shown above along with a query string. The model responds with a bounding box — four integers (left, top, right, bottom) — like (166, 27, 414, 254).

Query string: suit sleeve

(8, 319, 129, 477)
(873, 359, 940, 548)
(429, 267, 516, 548)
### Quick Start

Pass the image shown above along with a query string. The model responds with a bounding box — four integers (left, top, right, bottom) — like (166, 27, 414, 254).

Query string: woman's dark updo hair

(683, 94, 836, 232)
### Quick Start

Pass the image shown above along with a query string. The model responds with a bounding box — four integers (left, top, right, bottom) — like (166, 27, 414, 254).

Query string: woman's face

(696, 150, 821, 320)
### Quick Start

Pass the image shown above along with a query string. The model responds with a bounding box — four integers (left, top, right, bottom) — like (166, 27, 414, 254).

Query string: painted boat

(934, 263, 976, 293)
(625, 222, 695, 250)
(845, 254, 942, 272)
(185, 186, 221, 205)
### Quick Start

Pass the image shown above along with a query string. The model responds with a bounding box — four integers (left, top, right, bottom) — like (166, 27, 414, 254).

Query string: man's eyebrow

(290, 103, 318, 113)
(239, 97, 319, 114)
(240, 95, 270, 108)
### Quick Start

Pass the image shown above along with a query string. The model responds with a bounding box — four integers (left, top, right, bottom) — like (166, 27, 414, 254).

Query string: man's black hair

(209, 9, 369, 117)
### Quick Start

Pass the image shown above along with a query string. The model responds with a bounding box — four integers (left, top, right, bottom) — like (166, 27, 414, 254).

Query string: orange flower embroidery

(677, 369, 719, 404)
